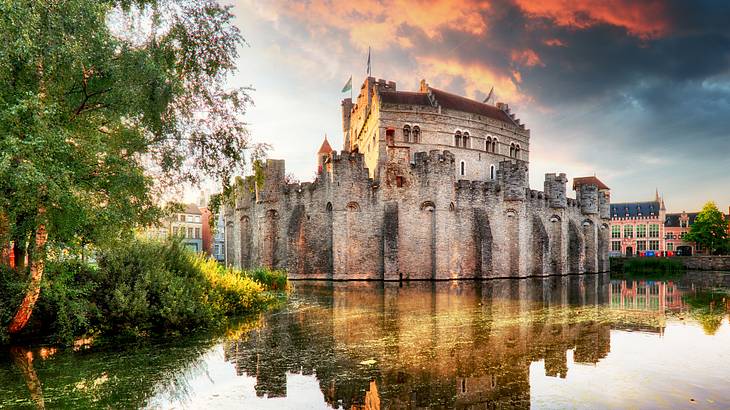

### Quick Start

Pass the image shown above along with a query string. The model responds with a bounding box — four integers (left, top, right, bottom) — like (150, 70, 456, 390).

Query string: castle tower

(572, 176, 610, 216)
(317, 135, 333, 174)
(544, 173, 568, 208)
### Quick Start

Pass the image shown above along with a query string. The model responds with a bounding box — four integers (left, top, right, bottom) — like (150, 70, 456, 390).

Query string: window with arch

(486, 137, 492, 152)
(402, 124, 411, 143)
(462, 132, 470, 148)
(412, 125, 420, 143)
(460, 160, 466, 176)
(510, 143, 520, 158)
(490, 164, 495, 180)
(491, 138, 498, 153)
(515, 144, 521, 159)
(454, 130, 462, 147)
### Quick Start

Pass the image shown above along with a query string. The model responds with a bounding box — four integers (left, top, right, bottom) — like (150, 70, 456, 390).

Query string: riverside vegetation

(0, 239, 287, 346)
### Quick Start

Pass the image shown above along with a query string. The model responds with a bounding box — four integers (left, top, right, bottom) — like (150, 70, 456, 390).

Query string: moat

(3, 272, 730, 409)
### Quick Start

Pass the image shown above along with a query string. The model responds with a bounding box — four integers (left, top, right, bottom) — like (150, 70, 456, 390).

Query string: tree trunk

(8, 216, 47, 335)
(10, 347, 45, 409)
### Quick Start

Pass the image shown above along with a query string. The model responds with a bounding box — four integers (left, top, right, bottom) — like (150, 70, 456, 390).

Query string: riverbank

(0, 239, 287, 346)
(611, 255, 730, 274)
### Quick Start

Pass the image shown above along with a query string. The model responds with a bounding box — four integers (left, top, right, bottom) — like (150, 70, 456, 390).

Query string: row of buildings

(609, 190, 729, 257)
(144, 196, 227, 262)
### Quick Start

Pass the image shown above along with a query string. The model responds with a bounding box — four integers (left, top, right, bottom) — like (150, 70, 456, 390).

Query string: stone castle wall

(225, 148, 611, 280)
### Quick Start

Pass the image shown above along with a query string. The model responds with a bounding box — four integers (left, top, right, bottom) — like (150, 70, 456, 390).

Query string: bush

(622, 257, 685, 275)
(1, 239, 288, 345)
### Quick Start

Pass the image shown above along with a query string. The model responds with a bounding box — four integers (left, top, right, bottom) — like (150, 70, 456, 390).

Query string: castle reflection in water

(222, 273, 730, 409)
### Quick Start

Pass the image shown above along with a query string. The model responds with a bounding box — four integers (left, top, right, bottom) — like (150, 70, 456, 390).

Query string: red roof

(573, 176, 610, 190)
(428, 88, 515, 124)
(317, 137, 333, 154)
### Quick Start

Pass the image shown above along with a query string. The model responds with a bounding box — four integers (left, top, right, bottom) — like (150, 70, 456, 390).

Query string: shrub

(622, 257, 685, 275)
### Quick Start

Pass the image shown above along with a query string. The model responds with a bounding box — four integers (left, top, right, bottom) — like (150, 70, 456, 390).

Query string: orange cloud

(543, 38, 566, 47)
(511, 49, 544, 67)
(415, 56, 526, 104)
(513, 0, 671, 39)
(275, 0, 492, 51)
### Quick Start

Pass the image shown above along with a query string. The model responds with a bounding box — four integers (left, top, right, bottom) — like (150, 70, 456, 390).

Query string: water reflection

(3, 273, 730, 409)
(221, 273, 730, 409)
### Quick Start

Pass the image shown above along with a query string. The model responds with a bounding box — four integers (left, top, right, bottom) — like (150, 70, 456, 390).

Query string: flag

(366, 46, 371, 75)
(483, 86, 494, 104)
(341, 76, 352, 93)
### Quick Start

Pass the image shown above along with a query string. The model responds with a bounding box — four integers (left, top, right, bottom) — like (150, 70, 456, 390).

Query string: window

(491, 138, 498, 153)
(611, 225, 621, 238)
(173, 226, 179, 236)
(637, 224, 646, 238)
(667, 243, 674, 251)
(403, 125, 411, 142)
(187, 215, 193, 222)
(624, 225, 634, 238)
(490, 164, 495, 180)
(515, 144, 521, 159)
(611, 241, 621, 251)
(460, 161, 466, 176)
(179, 214, 185, 222)
(637, 241, 647, 251)
(649, 240, 659, 251)
(486, 137, 492, 152)
(462, 132, 470, 148)
(510, 143, 520, 158)
(412, 125, 420, 143)
(510, 143, 515, 157)
(187, 227, 193, 238)
(396, 175, 404, 187)
(195, 227, 201, 239)
(649, 224, 659, 238)
(455, 131, 462, 147)
(195, 215, 200, 223)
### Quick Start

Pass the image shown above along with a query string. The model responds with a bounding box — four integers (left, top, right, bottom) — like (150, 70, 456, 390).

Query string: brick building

(610, 191, 728, 256)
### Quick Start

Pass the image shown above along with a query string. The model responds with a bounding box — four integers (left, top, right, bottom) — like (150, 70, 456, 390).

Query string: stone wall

(225, 148, 611, 280)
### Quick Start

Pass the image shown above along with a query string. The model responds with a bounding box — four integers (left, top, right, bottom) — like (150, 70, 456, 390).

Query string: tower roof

(572, 176, 610, 190)
(317, 136, 333, 154)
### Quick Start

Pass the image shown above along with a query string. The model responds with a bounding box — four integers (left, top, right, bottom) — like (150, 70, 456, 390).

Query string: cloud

(512, 0, 671, 39)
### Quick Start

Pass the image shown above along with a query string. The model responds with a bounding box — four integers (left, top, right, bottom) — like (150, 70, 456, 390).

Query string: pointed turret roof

(317, 136, 333, 154)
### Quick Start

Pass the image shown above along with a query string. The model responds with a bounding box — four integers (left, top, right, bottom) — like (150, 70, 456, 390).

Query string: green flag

(341, 76, 352, 93)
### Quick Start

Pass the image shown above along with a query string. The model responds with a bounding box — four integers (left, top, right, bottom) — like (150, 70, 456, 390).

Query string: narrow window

(412, 125, 420, 143)
(460, 161, 465, 176)
(515, 144, 521, 159)
(486, 137, 492, 152)
(510, 143, 515, 158)
(492, 139, 498, 153)
(463, 132, 470, 148)
(402, 125, 411, 143)
(455, 131, 462, 147)
(490, 164, 495, 180)
(396, 175, 404, 187)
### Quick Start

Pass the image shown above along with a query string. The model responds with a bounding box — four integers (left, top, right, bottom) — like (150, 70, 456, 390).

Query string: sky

(218, 0, 730, 213)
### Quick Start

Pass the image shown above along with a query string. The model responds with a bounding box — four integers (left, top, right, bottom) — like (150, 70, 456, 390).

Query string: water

(2, 272, 730, 409)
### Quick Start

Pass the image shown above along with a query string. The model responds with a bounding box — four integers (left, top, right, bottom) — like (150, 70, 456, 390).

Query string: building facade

(224, 76, 611, 279)
(170, 203, 204, 252)
(610, 192, 728, 256)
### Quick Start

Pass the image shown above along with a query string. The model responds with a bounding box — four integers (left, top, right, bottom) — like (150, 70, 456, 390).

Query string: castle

(224, 76, 611, 280)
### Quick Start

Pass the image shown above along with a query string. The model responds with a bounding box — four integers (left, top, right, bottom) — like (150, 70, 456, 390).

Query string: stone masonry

(225, 77, 611, 280)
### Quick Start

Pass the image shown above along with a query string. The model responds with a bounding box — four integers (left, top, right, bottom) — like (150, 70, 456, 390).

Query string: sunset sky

(223, 0, 730, 212)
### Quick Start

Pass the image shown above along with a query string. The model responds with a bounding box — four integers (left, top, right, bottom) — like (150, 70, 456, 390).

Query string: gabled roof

(610, 201, 661, 218)
(573, 176, 610, 190)
(317, 137, 333, 154)
(184, 203, 202, 215)
(377, 88, 515, 124)
(428, 88, 515, 124)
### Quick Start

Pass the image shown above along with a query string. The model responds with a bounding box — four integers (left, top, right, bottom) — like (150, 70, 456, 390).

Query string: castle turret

(573, 176, 610, 216)
(256, 159, 285, 203)
(341, 98, 353, 148)
(498, 160, 528, 201)
(317, 135, 333, 174)
(544, 173, 568, 208)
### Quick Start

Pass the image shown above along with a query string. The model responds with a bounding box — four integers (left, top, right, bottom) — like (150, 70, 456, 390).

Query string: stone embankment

(611, 256, 730, 272)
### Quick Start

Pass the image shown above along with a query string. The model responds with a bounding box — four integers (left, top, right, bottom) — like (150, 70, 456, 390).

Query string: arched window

(510, 143, 516, 158)
(492, 138, 498, 153)
(460, 160, 466, 176)
(462, 132, 470, 148)
(515, 144, 521, 159)
(412, 125, 420, 143)
(454, 131, 462, 147)
(402, 125, 411, 143)
(486, 137, 492, 152)
(490, 164, 495, 180)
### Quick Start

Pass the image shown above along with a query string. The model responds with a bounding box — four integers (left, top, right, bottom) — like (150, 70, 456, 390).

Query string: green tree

(0, 0, 259, 334)
(684, 202, 730, 255)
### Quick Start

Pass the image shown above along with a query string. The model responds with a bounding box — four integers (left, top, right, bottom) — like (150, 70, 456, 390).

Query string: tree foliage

(0, 0, 260, 332)
(684, 202, 730, 255)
